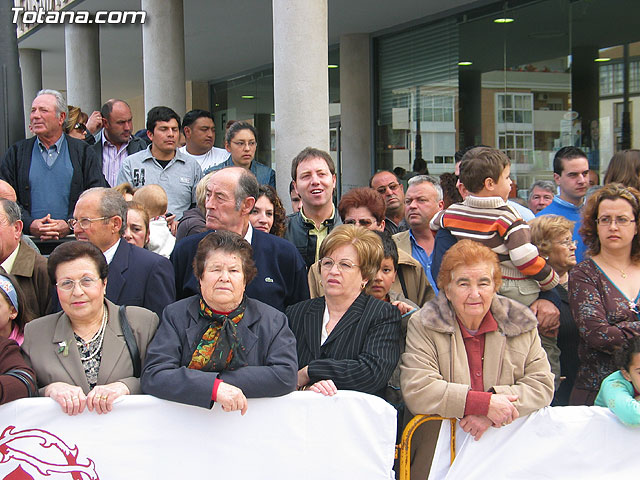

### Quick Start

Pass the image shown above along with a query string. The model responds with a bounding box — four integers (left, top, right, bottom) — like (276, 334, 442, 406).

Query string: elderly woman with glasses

(529, 215, 580, 405)
(307, 187, 432, 307)
(209, 121, 275, 187)
(286, 224, 402, 396)
(569, 183, 640, 406)
(21, 241, 159, 415)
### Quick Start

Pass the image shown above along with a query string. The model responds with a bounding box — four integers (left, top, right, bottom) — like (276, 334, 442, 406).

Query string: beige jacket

(22, 300, 159, 396)
(400, 293, 553, 478)
(401, 292, 554, 418)
(308, 247, 433, 307)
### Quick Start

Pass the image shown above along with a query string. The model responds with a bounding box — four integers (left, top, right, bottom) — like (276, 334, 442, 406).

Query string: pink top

(8, 324, 23, 346)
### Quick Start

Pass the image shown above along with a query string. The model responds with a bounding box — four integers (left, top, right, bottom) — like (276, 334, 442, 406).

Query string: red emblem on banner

(0, 426, 99, 479)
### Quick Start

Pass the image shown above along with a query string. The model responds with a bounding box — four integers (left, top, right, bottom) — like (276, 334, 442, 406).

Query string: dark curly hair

(254, 185, 286, 237)
(439, 172, 463, 209)
(193, 231, 257, 285)
(580, 183, 640, 261)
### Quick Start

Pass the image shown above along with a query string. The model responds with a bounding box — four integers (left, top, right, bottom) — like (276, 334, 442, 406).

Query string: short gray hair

(408, 174, 443, 202)
(234, 169, 259, 210)
(528, 180, 556, 201)
(36, 89, 67, 118)
(0, 199, 21, 224)
(79, 187, 128, 236)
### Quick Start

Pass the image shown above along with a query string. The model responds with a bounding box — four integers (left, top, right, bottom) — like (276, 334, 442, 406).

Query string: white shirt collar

(1, 242, 20, 274)
(244, 223, 253, 244)
(103, 238, 121, 264)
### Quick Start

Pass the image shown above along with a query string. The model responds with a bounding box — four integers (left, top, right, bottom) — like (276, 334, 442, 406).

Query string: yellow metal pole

(396, 415, 457, 480)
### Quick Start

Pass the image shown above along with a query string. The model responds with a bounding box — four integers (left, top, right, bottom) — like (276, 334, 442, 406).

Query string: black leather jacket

(284, 208, 341, 269)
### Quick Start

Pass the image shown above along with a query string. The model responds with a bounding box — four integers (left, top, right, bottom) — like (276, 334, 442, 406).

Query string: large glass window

(374, 0, 640, 201)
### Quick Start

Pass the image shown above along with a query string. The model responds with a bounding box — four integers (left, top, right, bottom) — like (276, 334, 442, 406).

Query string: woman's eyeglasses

(596, 216, 635, 227)
(319, 258, 360, 272)
(57, 276, 100, 291)
(344, 218, 374, 227)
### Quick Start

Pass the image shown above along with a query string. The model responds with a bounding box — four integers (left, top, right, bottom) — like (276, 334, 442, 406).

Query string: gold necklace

(600, 258, 631, 278)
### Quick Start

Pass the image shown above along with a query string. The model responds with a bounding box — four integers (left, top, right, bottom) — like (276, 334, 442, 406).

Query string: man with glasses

(393, 175, 444, 293)
(0, 89, 107, 241)
(370, 171, 408, 235)
(0, 199, 51, 317)
(117, 106, 202, 220)
(536, 146, 590, 263)
(90, 99, 147, 187)
(70, 187, 175, 317)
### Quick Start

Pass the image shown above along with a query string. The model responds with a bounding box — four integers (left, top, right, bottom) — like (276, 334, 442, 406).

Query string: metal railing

(395, 414, 457, 480)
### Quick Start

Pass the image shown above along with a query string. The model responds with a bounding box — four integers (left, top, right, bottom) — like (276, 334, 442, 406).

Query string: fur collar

(416, 291, 538, 337)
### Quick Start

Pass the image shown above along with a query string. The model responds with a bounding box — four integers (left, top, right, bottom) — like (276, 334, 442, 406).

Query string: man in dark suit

(0, 89, 107, 240)
(171, 166, 309, 312)
(70, 187, 175, 317)
(89, 99, 147, 187)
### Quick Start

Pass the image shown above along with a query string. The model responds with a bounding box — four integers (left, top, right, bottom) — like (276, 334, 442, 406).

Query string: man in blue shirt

(392, 175, 443, 293)
(536, 147, 590, 263)
(0, 89, 106, 240)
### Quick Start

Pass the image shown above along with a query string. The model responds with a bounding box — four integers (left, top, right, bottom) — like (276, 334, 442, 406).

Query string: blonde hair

(133, 184, 168, 218)
(65, 105, 88, 134)
(196, 172, 214, 213)
(529, 215, 575, 258)
(318, 224, 383, 282)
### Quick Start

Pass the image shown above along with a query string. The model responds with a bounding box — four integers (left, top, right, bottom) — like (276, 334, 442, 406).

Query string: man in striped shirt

(90, 99, 147, 187)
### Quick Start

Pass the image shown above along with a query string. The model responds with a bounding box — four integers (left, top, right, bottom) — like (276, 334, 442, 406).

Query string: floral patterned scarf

(188, 296, 248, 372)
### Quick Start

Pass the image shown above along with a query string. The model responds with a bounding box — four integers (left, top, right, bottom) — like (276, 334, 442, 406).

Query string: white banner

(0, 391, 397, 480)
(429, 406, 640, 479)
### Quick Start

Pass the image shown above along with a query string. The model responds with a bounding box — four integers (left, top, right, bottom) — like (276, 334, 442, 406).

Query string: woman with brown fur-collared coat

(400, 240, 553, 479)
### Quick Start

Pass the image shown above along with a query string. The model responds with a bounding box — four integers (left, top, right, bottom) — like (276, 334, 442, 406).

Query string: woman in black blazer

(286, 225, 401, 397)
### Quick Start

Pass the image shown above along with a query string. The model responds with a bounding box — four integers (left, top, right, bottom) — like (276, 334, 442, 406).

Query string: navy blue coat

(141, 296, 298, 408)
(171, 228, 309, 312)
(107, 240, 176, 318)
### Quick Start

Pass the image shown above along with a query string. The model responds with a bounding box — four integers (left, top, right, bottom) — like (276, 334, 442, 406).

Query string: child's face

(366, 257, 397, 301)
(493, 164, 513, 201)
(0, 294, 17, 338)
(622, 352, 640, 393)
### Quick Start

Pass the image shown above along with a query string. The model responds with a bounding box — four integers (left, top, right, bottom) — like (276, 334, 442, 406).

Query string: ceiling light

(241, 95, 255, 99)
(494, 17, 514, 23)
(458, 61, 473, 66)
(328, 64, 339, 69)
(594, 57, 611, 62)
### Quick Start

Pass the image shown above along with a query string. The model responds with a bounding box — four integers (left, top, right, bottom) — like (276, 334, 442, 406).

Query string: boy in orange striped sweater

(431, 146, 559, 302)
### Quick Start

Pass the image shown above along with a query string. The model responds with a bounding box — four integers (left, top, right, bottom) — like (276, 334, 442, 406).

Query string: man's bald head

(0, 181, 17, 202)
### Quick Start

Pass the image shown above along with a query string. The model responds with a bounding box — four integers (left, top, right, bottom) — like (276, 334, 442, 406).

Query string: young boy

(133, 185, 176, 258)
(430, 147, 560, 384)
(431, 146, 559, 302)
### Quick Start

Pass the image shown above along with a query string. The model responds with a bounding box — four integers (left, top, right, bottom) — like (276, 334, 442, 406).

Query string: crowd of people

(1, 88, 640, 478)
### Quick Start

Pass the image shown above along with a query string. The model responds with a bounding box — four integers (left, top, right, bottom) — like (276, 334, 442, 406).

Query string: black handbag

(118, 305, 141, 378)
(4, 368, 37, 397)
